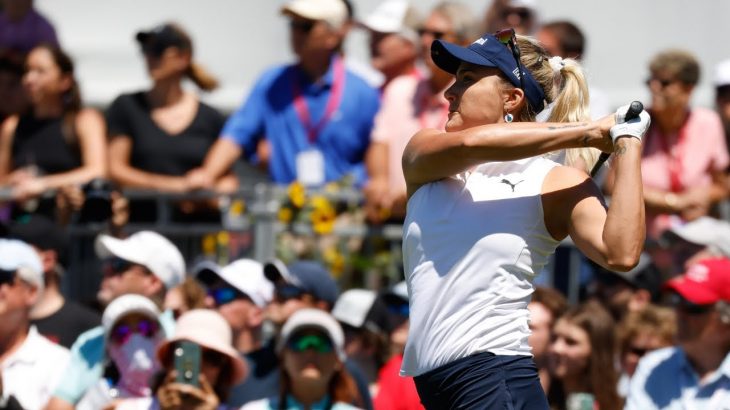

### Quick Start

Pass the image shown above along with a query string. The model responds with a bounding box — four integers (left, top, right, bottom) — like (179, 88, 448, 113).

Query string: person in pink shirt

(607, 49, 728, 240)
(364, 1, 480, 223)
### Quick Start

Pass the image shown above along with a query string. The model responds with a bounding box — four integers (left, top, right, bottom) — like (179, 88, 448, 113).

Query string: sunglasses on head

(287, 333, 334, 354)
(289, 19, 315, 33)
(0, 268, 16, 286)
(494, 28, 525, 93)
(670, 293, 715, 315)
(417, 28, 447, 40)
(208, 286, 248, 307)
(110, 319, 160, 345)
(275, 284, 306, 302)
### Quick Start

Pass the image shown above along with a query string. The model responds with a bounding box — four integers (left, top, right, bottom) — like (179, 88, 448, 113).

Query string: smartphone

(174, 340, 201, 387)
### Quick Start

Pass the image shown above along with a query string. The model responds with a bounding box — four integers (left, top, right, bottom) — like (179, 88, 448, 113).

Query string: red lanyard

(651, 113, 691, 192)
(291, 57, 345, 144)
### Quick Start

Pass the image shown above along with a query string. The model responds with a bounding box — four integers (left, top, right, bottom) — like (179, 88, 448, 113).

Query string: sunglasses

(103, 257, 134, 276)
(494, 28, 525, 93)
(628, 346, 649, 357)
(289, 19, 315, 33)
(387, 302, 409, 317)
(287, 333, 334, 354)
(645, 77, 677, 89)
(502, 8, 533, 20)
(208, 286, 248, 307)
(670, 293, 715, 315)
(110, 319, 160, 345)
(275, 284, 306, 302)
(141, 43, 167, 58)
(0, 268, 16, 287)
(417, 28, 448, 40)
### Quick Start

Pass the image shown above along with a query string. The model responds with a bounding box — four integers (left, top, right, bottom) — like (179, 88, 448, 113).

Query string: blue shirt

(52, 310, 176, 404)
(222, 56, 380, 186)
(626, 346, 730, 410)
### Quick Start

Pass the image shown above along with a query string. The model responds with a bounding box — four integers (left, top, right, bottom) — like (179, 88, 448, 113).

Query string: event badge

(296, 149, 325, 187)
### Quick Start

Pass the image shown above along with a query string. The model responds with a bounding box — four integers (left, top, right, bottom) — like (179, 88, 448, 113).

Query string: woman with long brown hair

(0, 44, 106, 217)
(549, 300, 622, 410)
(242, 308, 362, 409)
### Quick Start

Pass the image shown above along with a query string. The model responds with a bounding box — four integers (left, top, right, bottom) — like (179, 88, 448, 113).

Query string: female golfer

(400, 29, 650, 409)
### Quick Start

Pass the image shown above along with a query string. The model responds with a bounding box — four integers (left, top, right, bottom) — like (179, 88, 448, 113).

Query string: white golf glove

(610, 104, 651, 142)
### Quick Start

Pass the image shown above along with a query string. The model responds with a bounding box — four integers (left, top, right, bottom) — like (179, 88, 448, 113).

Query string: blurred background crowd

(1, 0, 730, 409)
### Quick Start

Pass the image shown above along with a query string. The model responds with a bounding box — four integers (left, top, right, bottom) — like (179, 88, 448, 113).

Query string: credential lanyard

(292, 57, 345, 144)
(653, 112, 691, 193)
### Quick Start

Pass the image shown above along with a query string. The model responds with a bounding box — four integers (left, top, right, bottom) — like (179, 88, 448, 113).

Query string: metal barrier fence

(2, 184, 585, 304)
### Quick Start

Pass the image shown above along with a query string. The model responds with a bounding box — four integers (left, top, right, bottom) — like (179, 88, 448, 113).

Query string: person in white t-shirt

(400, 28, 650, 408)
(0, 239, 70, 410)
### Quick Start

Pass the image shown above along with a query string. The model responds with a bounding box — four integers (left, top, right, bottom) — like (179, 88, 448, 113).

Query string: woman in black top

(0, 45, 106, 216)
(106, 23, 235, 222)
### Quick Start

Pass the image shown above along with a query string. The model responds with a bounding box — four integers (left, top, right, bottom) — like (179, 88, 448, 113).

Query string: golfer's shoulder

(544, 164, 595, 192)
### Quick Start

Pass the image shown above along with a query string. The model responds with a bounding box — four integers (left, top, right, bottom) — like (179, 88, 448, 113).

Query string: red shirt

(374, 355, 424, 410)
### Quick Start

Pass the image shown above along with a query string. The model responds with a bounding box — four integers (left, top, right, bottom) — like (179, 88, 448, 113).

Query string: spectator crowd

(1, 0, 730, 409)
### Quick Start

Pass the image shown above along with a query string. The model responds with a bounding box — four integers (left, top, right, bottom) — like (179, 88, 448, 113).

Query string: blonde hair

(511, 35, 600, 172)
(617, 305, 676, 356)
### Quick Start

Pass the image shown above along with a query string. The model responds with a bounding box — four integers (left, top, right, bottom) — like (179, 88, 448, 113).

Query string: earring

(504, 113, 514, 123)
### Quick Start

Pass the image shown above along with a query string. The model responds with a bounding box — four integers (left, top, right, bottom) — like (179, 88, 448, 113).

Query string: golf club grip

(589, 101, 643, 177)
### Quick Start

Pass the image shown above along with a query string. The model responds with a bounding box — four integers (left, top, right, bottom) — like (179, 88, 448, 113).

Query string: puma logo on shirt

(500, 178, 524, 192)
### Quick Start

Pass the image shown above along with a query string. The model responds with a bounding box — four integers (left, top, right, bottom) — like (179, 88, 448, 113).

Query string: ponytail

(187, 61, 219, 92)
(515, 36, 600, 173)
(546, 57, 600, 172)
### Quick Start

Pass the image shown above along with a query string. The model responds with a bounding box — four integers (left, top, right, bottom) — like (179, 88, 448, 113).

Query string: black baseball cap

(135, 23, 191, 57)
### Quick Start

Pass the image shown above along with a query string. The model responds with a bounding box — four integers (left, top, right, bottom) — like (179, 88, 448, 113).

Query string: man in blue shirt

(187, 0, 380, 189)
(626, 258, 730, 409)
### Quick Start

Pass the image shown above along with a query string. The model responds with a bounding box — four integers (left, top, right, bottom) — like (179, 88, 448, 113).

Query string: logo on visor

(473, 37, 487, 46)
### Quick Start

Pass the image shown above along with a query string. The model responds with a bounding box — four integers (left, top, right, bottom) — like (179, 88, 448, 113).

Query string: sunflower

(287, 181, 307, 209)
(323, 246, 346, 278)
(278, 206, 294, 224)
(310, 195, 336, 234)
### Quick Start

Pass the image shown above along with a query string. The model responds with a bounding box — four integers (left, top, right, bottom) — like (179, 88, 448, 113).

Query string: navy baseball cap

(431, 33, 546, 114)
(264, 259, 340, 306)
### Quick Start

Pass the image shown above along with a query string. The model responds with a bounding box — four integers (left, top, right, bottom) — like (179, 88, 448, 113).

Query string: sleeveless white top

(401, 156, 561, 376)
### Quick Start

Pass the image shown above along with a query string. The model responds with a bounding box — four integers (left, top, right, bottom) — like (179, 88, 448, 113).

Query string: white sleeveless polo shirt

(401, 156, 561, 376)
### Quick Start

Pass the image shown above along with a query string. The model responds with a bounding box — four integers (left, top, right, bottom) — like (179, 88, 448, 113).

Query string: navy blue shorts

(413, 352, 549, 410)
